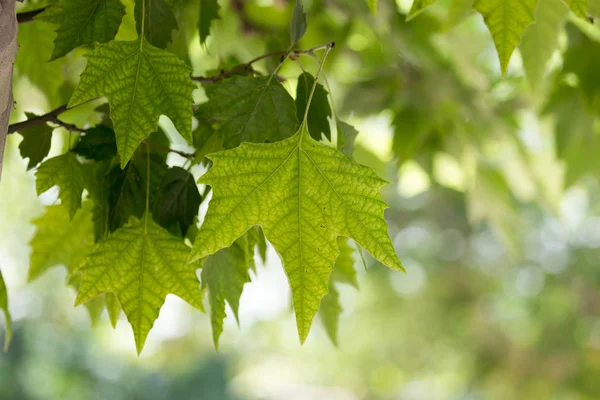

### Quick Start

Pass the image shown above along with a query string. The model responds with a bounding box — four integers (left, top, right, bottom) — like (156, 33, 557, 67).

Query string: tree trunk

(0, 0, 19, 181)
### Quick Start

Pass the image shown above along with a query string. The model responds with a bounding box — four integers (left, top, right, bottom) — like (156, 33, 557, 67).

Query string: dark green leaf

(134, 0, 178, 48)
(296, 72, 332, 140)
(73, 125, 117, 162)
(199, 0, 220, 44)
(152, 167, 202, 236)
(17, 113, 53, 169)
(197, 76, 298, 148)
(290, 0, 307, 45)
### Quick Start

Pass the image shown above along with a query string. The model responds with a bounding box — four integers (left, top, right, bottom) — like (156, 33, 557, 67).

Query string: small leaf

(76, 216, 204, 354)
(199, 0, 220, 44)
(36, 0, 126, 60)
(152, 167, 202, 236)
(407, 0, 437, 20)
(197, 76, 298, 149)
(202, 234, 254, 348)
(134, 0, 178, 49)
(17, 113, 53, 169)
(290, 0, 307, 45)
(0, 269, 12, 352)
(69, 38, 195, 167)
(296, 72, 332, 141)
(73, 125, 118, 162)
(473, 0, 538, 75)
(318, 237, 358, 346)
(36, 153, 88, 219)
(337, 120, 359, 158)
(28, 203, 95, 282)
(190, 123, 403, 343)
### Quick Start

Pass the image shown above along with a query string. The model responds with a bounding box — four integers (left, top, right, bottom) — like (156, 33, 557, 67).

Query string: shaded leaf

(290, 0, 307, 45)
(152, 167, 202, 236)
(199, 0, 220, 44)
(37, 0, 126, 60)
(36, 153, 87, 219)
(201, 235, 254, 348)
(296, 72, 332, 141)
(134, 0, 178, 48)
(17, 113, 53, 169)
(197, 76, 298, 149)
(337, 120, 358, 158)
(0, 269, 11, 352)
(73, 125, 118, 162)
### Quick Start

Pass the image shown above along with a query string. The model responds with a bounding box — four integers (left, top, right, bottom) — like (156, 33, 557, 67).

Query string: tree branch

(7, 105, 83, 134)
(16, 7, 45, 24)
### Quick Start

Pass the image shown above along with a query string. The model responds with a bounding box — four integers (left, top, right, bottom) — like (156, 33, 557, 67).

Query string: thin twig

(7, 105, 84, 134)
(191, 43, 334, 83)
(17, 8, 46, 24)
(143, 141, 195, 159)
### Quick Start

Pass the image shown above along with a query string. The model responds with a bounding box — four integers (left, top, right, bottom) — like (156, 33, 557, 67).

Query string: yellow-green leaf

(189, 123, 403, 343)
(76, 216, 204, 353)
(69, 38, 195, 167)
(407, 0, 437, 21)
(473, 0, 538, 75)
(563, 0, 588, 18)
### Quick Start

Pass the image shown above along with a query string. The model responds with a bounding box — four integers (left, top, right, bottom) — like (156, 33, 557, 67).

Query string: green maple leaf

(198, 0, 220, 44)
(28, 203, 95, 282)
(37, 0, 126, 61)
(473, 0, 538, 75)
(17, 113, 53, 170)
(69, 38, 195, 167)
(36, 153, 88, 219)
(134, 0, 178, 49)
(189, 123, 403, 342)
(201, 234, 255, 348)
(197, 76, 298, 149)
(319, 237, 358, 346)
(520, 0, 569, 91)
(76, 216, 204, 353)
(296, 72, 332, 141)
(0, 269, 11, 352)
(407, 0, 437, 20)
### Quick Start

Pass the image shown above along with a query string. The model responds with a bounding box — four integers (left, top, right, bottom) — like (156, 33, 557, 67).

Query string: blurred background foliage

(2, 0, 600, 398)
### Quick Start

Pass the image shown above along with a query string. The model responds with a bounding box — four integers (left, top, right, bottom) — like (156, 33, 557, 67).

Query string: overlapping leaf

(36, 153, 88, 219)
(37, 0, 126, 60)
(190, 123, 403, 342)
(197, 76, 298, 149)
(296, 72, 332, 141)
(69, 38, 194, 167)
(76, 216, 204, 353)
(319, 237, 358, 345)
(201, 234, 254, 347)
(17, 113, 53, 169)
(199, 0, 220, 44)
(134, 0, 178, 48)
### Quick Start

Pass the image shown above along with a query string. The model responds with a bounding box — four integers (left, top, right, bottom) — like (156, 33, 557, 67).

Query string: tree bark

(0, 0, 19, 181)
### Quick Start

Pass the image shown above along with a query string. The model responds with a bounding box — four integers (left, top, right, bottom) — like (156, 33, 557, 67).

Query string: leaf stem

(144, 142, 150, 233)
(303, 42, 334, 124)
(7, 105, 83, 134)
